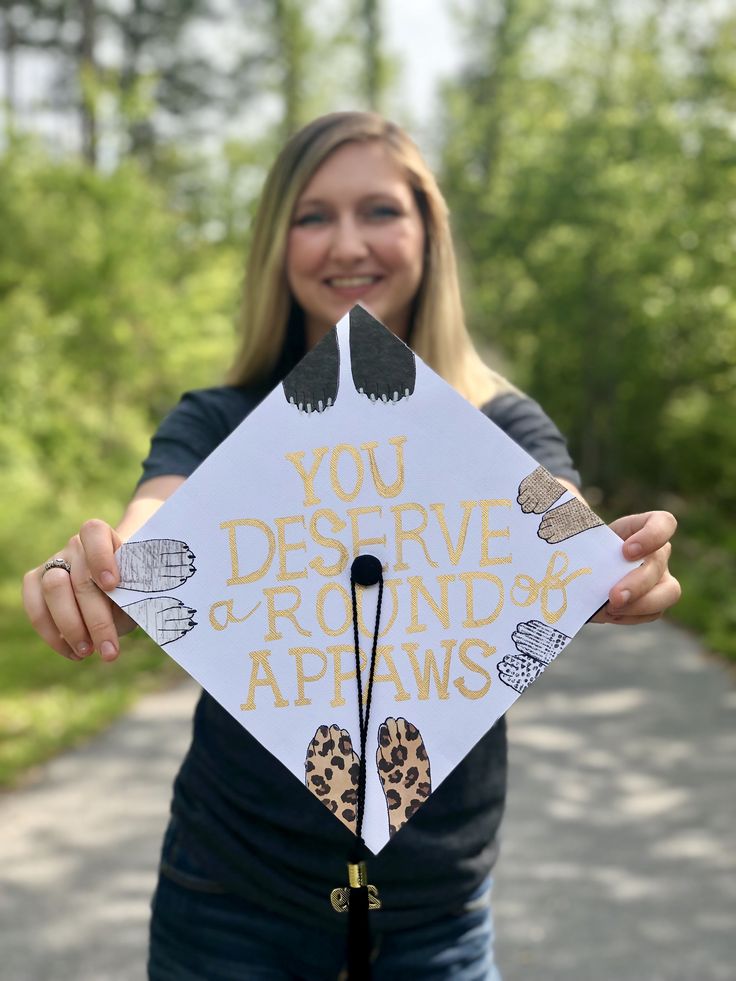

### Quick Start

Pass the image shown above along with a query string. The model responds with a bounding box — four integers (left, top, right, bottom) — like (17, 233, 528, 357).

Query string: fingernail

(77, 642, 91, 656)
(101, 571, 116, 588)
(626, 543, 642, 558)
(619, 590, 631, 605)
(100, 641, 117, 659)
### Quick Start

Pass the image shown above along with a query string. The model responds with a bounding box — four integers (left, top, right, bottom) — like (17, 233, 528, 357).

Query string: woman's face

(286, 140, 426, 348)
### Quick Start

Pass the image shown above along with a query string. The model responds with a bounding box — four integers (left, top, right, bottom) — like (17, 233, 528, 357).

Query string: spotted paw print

(497, 652, 546, 694)
(305, 725, 360, 833)
(376, 718, 431, 837)
(511, 620, 571, 665)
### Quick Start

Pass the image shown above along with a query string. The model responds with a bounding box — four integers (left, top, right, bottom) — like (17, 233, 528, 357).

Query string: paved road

(1, 621, 734, 981)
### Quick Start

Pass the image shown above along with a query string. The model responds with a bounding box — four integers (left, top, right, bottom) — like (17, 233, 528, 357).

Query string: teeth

(329, 276, 376, 288)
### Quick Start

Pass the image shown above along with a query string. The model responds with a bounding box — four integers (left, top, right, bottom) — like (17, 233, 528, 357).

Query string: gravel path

(1, 620, 734, 980)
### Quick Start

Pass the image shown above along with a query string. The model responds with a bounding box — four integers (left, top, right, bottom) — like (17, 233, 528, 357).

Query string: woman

(23, 112, 680, 980)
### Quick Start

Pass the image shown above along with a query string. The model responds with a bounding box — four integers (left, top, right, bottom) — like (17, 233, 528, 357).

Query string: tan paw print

(518, 466, 604, 542)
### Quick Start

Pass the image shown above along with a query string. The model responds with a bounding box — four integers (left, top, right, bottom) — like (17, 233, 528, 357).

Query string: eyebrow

(294, 192, 405, 210)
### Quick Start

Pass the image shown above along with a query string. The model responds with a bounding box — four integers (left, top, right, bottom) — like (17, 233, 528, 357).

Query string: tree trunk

(79, 0, 97, 167)
(2, 12, 17, 138)
(272, 0, 308, 137)
(362, 0, 380, 109)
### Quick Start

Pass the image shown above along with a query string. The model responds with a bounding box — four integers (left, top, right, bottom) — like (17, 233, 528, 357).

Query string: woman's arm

(22, 475, 186, 662)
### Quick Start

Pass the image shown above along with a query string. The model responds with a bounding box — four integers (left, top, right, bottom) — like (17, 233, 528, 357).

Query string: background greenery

(2, 0, 733, 785)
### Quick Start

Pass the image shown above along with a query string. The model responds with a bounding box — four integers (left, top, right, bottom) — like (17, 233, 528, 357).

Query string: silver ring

(43, 558, 72, 576)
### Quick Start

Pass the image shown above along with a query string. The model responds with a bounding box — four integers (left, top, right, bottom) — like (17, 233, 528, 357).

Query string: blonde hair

(227, 111, 513, 407)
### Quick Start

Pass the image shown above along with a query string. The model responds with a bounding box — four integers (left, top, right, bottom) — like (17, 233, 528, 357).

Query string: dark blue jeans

(148, 822, 502, 980)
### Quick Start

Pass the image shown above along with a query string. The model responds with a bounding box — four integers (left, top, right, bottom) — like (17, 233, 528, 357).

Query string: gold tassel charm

(330, 861, 382, 912)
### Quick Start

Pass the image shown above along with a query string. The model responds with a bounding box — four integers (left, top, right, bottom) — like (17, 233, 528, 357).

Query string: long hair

(226, 111, 513, 407)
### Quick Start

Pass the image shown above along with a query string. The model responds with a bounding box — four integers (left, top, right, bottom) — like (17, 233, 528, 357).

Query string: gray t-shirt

(140, 384, 580, 933)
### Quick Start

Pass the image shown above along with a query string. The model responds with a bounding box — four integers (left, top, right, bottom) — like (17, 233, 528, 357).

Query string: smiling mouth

(325, 275, 381, 288)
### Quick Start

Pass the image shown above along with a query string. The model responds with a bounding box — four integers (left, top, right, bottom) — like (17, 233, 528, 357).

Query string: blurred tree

(0, 140, 240, 570)
(271, 0, 311, 136)
(441, 0, 736, 511)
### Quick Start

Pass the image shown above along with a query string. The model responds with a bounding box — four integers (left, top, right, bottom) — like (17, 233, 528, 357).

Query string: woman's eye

(367, 204, 401, 220)
(294, 212, 328, 227)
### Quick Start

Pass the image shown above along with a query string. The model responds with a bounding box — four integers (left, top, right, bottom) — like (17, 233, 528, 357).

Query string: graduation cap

(111, 305, 631, 977)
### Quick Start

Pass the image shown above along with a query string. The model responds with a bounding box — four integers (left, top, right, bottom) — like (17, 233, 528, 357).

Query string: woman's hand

(22, 519, 136, 662)
(22, 476, 186, 662)
(592, 510, 681, 625)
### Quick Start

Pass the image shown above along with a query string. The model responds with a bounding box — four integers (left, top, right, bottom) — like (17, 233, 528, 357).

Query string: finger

(609, 574, 681, 619)
(600, 612, 664, 626)
(609, 511, 677, 561)
(79, 518, 122, 591)
(609, 544, 671, 608)
(23, 568, 81, 661)
(112, 605, 139, 636)
(68, 538, 120, 661)
(39, 557, 95, 659)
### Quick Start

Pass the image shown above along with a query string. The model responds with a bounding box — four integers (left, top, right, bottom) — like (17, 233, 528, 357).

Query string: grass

(0, 603, 185, 788)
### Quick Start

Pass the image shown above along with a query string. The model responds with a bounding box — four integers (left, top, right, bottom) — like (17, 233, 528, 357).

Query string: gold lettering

(328, 644, 367, 708)
(402, 640, 455, 700)
(360, 436, 407, 498)
(208, 598, 261, 631)
(330, 444, 364, 502)
(309, 509, 349, 577)
(356, 578, 402, 640)
(285, 447, 329, 507)
(315, 582, 352, 637)
(275, 515, 307, 582)
(407, 574, 455, 634)
(480, 499, 512, 566)
(460, 572, 504, 628)
(454, 639, 495, 699)
(430, 501, 476, 565)
(264, 586, 311, 641)
(348, 505, 386, 558)
(289, 647, 328, 706)
(221, 518, 275, 585)
(240, 650, 289, 711)
(372, 645, 411, 702)
(391, 503, 439, 572)
(511, 550, 591, 625)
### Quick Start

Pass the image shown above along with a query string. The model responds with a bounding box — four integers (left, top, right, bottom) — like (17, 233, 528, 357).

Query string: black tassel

(343, 555, 384, 981)
(347, 862, 371, 980)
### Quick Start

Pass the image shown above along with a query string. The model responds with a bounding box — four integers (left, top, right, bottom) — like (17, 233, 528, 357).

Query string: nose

(329, 216, 369, 263)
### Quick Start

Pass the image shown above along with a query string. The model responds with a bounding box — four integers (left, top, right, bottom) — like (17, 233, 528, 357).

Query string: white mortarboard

(110, 305, 631, 965)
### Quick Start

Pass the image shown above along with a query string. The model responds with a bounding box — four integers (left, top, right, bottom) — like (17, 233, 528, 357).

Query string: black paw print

(282, 328, 339, 413)
(349, 306, 416, 403)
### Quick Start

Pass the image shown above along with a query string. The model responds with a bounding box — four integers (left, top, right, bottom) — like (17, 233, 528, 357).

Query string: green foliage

(0, 137, 240, 580)
(669, 506, 736, 662)
(439, 0, 736, 657)
(441, 1, 736, 512)
(0, 0, 398, 784)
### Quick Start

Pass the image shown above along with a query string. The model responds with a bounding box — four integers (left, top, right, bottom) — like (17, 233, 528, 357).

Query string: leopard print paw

(305, 725, 360, 833)
(376, 717, 431, 837)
